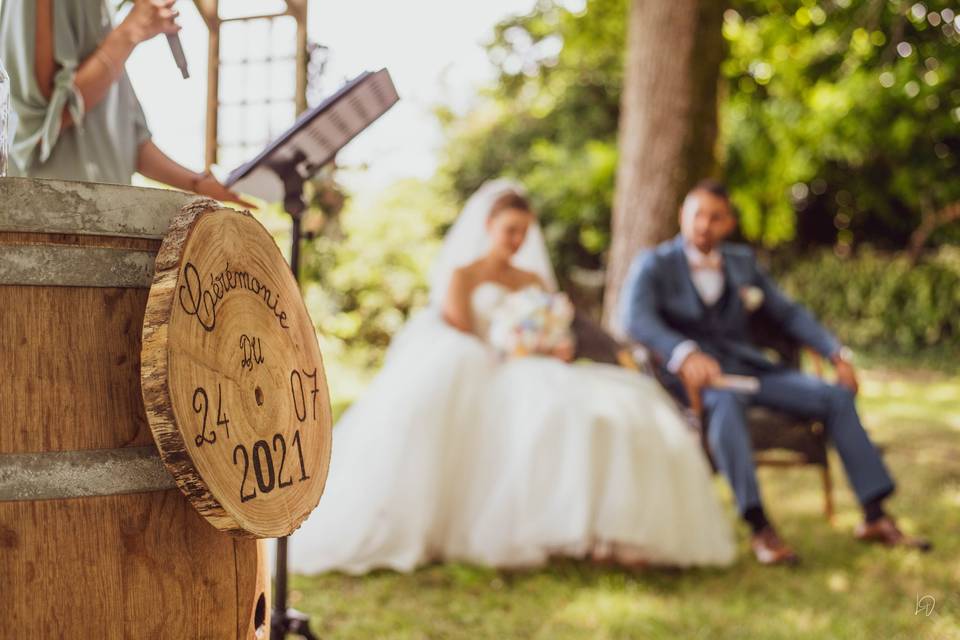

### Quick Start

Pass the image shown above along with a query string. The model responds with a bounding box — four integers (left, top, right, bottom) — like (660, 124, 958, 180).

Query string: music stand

(225, 68, 399, 640)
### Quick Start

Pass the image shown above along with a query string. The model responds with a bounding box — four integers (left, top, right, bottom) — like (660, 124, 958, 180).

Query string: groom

(619, 179, 930, 565)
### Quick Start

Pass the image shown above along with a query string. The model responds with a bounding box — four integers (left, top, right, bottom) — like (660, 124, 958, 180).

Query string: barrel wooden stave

(1, 494, 256, 638)
(2, 284, 154, 453)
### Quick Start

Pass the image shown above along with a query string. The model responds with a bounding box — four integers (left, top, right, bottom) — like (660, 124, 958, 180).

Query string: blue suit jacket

(619, 236, 840, 375)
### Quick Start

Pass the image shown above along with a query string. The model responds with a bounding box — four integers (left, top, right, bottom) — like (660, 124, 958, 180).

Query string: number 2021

(232, 430, 309, 503)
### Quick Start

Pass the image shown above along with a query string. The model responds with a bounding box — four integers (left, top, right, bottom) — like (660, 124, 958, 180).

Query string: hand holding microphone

(166, 33, 189, 79)
(118, 0, 187, 77)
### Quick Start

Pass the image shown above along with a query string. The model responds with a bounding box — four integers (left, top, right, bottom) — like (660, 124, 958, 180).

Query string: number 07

(290, 368, 319, 422)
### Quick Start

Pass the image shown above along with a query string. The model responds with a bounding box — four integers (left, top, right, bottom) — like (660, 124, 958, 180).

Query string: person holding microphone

(0, 0, 250, 206)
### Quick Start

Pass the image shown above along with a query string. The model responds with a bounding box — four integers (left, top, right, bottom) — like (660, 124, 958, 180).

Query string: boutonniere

(739, 285, 764, 312)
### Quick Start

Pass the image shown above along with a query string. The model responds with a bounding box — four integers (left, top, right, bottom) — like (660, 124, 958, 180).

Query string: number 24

(193, 384, 230, 447)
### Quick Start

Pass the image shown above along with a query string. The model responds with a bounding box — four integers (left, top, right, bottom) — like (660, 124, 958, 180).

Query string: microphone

(166, 33, 189, 79)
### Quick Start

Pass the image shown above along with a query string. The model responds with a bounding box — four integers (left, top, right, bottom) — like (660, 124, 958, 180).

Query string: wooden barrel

(0, 178, 269, 639)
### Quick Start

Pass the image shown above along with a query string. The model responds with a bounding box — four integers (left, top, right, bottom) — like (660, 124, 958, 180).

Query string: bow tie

(689, 253, 723, 271)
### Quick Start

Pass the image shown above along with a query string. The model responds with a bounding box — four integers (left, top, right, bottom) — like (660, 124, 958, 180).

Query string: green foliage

(777, 246, 960, 353)
(723, 0, 960, 249)
(299, 179, 457, 368)
(438, 0, 960, 271)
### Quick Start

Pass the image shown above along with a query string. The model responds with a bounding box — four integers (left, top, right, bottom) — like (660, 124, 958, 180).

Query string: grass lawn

(288, 366, 960, 639)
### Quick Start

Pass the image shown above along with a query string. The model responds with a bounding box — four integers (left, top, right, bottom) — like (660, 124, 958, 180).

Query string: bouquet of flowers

(488, 287, 575, 358)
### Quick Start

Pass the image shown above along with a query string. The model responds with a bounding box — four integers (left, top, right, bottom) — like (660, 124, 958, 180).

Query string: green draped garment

(0, 0, 151, 184)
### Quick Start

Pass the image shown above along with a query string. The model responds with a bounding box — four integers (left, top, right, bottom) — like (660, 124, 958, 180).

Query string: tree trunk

(602, 0, 726, 329)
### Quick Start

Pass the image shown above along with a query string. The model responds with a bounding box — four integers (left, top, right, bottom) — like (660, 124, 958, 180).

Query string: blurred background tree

(439, 0, 960, 262)
(604, 0, 725, 324)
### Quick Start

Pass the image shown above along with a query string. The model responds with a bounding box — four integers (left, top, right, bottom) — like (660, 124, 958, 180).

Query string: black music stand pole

(270, 153, 318, 640)
(272, 150, 311, 280)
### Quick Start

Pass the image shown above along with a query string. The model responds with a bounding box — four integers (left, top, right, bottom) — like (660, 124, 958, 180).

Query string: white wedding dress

(288, 283, 736, 573)
(287, 180, 735, 574)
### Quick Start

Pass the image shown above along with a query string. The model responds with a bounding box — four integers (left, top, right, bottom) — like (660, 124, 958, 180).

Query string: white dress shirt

(666, 245, 725, 373)
(685, 245, 725, 306)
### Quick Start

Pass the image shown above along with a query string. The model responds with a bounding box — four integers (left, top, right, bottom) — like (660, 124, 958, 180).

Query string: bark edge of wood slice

(141, 199, 332, 538)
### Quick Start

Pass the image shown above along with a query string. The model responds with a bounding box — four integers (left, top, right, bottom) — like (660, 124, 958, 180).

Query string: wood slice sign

(142, 199, 332, 538)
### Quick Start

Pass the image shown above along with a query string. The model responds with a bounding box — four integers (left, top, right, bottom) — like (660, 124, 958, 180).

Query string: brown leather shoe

(751, 526, 800, 565)
(855, 516, 932, 551)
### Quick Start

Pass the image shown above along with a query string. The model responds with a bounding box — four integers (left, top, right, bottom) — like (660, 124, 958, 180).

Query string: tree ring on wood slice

(141, 198, 332, 538)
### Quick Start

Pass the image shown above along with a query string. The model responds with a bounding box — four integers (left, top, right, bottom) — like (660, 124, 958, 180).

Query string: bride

(289, 179, 735, 574)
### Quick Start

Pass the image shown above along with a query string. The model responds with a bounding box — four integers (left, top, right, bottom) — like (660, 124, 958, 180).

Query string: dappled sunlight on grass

(860, 372, 959, 432)
(540, 590, 673, 638)
(291, 367, 960, 639)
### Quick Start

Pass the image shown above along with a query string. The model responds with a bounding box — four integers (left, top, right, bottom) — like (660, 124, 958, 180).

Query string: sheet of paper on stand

(711, 374, 761, 394)
(226, 69, 399, 202)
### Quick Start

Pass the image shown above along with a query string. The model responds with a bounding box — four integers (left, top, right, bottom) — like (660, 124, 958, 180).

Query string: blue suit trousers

(699, 370, 895, 514)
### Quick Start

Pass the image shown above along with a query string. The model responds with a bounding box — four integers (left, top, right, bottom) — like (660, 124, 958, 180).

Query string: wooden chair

(571, 310, 834, 521)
